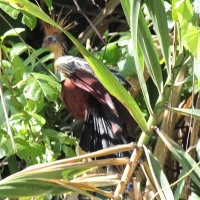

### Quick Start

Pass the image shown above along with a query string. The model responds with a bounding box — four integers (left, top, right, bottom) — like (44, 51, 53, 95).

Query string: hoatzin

(42, 15, 136, 159)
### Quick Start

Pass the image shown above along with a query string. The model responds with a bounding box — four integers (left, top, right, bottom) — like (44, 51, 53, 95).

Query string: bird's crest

(42, 7, 75, 37)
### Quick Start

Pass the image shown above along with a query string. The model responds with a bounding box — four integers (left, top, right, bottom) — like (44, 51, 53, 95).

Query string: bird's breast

(61, 78, 90, 120)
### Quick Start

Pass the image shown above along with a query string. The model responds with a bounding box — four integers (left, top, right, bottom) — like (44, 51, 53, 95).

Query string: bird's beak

(42, 40, 50, 48)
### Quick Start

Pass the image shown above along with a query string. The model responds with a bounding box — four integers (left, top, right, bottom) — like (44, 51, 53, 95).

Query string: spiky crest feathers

(42, 8, 74, 37)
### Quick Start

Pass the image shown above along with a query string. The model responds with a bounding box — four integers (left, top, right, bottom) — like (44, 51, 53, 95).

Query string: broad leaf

(1, 28, 25, 41)
(0, 2, 19, 19)
(184, 26, 200, 58)
(17, 73, 61, 102)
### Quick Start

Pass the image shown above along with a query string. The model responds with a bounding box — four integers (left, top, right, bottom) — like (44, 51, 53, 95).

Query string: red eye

(47, 36, 53, 41)
(47, 36, 57, 43)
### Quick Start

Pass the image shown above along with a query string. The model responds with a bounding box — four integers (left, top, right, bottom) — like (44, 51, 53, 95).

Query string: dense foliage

(0, 0, 200, 199)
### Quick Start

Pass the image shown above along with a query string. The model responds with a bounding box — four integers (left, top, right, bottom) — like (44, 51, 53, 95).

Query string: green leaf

(138, 10, 163, 94)
(12, 55, 26, 83)
(174, 0, 193, 26)
(156, 127, 200, 187)
(144, 146, 174, 200)
(15, 138, 31, 164)
(0, 132, 14, 159)
(24, 48, 54, 67)
(17, 73, 61, 102)
(27, 111, 46, 126)
(183, 25, 200, 58)
(166, 107, 200, 120)
(9, 112, 29, 133)
(120, 0, 130, 26)
(118, 56, 136, 77)
(1, 28, 25, 41)
(21, 10, 37, 30)
(145, 0, 171, 74)
(62, 145, 76, 157)
(10, 42, 30, 60)
(101, 43, 121, 65)
(0, 2, 20, 19)
(130, 0, 153, 115)
(174, 170, 187, 200)
(26, 99, 44, 113)
(44, 0, 52, 8)
(171, 0, 179, 22)
(0, 178, 98, 199)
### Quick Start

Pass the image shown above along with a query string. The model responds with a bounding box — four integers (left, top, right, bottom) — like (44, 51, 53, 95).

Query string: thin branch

(0, 77, 17, 152)
(72, 0, 105, 44)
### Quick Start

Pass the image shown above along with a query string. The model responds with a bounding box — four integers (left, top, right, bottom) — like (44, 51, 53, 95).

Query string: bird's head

(41, 10, 75, 61)
(42, 23, 67, 61)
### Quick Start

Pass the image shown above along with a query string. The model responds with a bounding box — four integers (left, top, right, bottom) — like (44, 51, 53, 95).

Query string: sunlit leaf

(17, 73, 61, 102)
(62, 145, 76, 157)
(0, 2, 19, 19)
(183, 26, 200, 58)
(101, 43, 121, 65)
(144, 146, 174, 200)
(145, 0, 171, 73)
(130, 0, 153, 115)
(138, 10, 163, 93)
(175, 0, 193, 26)
(166, 107, 200, 120)
(10, 43, 30, 60)
(1, 28, 25, 41)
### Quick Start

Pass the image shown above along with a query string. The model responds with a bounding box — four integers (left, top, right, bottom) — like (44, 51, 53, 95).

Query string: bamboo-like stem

(154, 66, 188, 169)
(114, 146, 143, 197)
(11, 143, 135, 174)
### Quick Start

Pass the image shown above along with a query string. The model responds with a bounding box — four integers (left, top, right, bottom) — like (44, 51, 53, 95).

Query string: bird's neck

(54, 49, 64, 61)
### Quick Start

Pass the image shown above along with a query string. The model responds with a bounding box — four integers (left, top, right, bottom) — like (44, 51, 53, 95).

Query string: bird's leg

(61, 120, 82, 137)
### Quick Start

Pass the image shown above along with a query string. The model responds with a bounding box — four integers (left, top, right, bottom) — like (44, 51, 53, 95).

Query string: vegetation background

(0, 0, 200, 199)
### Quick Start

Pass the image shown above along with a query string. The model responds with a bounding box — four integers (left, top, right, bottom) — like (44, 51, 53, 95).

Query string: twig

(72, 0, 105, 44)
(0, 76, 17, 152)
(77, 0, 120, 45)
(53, 2, 97, 17)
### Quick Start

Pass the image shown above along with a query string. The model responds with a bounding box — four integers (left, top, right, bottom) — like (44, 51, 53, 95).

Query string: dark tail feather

(79, 109, 132, 158)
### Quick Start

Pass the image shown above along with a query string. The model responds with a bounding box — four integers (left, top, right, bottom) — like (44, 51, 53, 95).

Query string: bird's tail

(79, 108, 132, 159)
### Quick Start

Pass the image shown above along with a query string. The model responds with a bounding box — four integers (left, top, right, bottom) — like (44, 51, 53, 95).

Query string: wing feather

(70, 69, 118, 116)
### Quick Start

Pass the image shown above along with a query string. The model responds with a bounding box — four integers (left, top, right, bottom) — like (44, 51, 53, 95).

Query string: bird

(41, 12, 137, 159)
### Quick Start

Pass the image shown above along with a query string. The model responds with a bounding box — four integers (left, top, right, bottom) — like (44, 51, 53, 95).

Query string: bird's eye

(47, 36, 58, 44)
